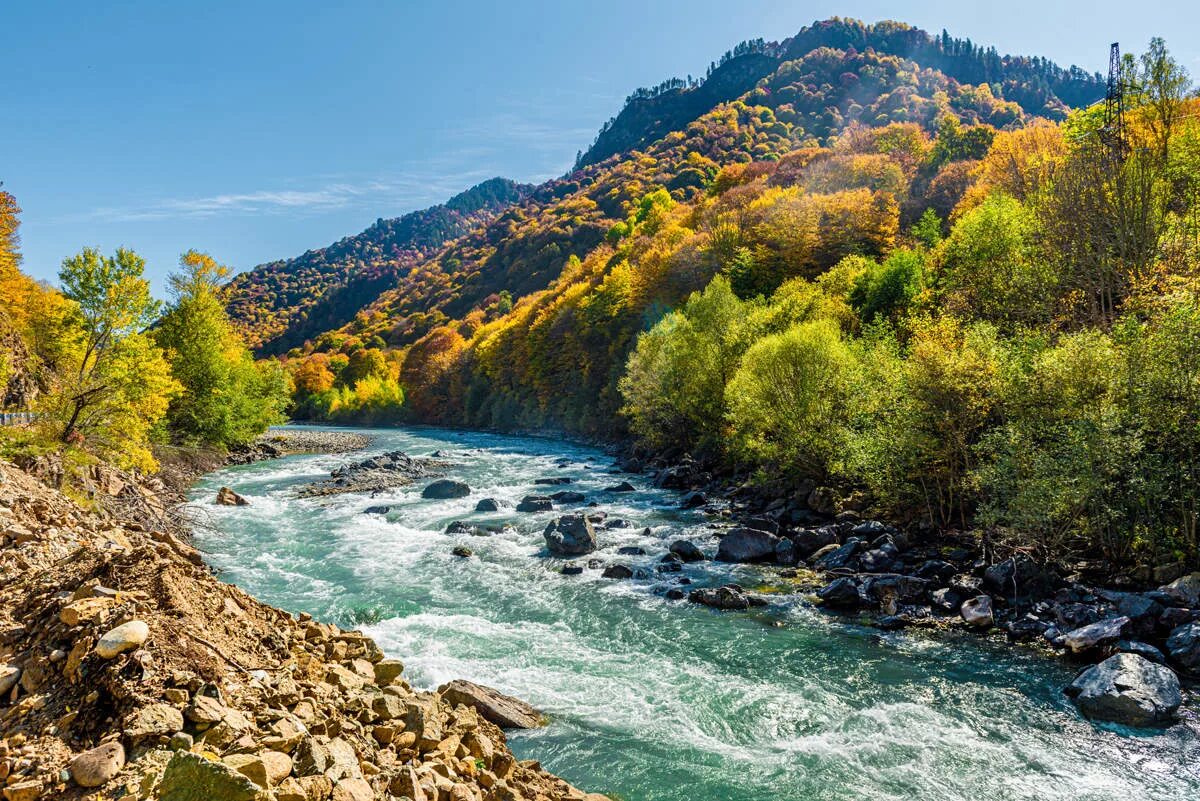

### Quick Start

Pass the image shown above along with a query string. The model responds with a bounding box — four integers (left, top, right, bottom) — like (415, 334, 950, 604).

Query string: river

(187, 425, 1198, 801)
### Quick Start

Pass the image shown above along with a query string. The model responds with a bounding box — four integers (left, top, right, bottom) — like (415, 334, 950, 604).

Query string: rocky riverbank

(604, 450, 1199, 729)
(0, 457, 609, 801)
(228, 430, 376, 466)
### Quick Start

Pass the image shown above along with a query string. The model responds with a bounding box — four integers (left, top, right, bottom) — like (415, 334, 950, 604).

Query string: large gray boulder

(1065, 653, 1181, 727)
(1062, 616, 1128, 653)
(1161, 572, 1200, 608)
(715, 528, 780, 563)
(542, 515, 597, 556)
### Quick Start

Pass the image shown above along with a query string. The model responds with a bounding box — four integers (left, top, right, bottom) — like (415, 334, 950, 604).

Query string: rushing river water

(189, 425, 1198, 801)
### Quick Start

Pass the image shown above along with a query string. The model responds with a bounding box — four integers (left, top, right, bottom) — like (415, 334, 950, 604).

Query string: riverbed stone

(422, 479, 470, 499)
(1065, 653, 1181, 727)
(601, 564, 633, 579)
(124, 702, 184, 742)
(543, 515, 597, 556)
(475, 498, 501, 512)
(159, 751, 263, 800)
(1063, 616, 1129, 653)
(517, 495, 554, 513)
(669, 539, 704, 562)
(215, 486, 248, 506)
(69, 740, 125, 787)
(817, 577, 861, 608)
(961, 595, 994, 627)
(1161, 572, 1200, 608)
(439, 679, 544, 729)
(1166, 621, 1200, 671)
(95, 619, 149, 658)
(715, 528, 780, 563)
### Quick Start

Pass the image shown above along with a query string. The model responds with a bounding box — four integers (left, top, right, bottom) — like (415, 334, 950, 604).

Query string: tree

(1135, 37, 1192, 162)
(54, 248, 176, 466)
(155, 250, 288, 447)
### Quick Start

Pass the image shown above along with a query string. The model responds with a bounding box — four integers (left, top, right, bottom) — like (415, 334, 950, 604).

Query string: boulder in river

(214, 486, 248, 506)
(792, 526, 838, 559)
(715, 528, 780, 563)
(543, 515, 597, 556)
(550, 490, 586, 503)
(363, 505, 393, 515)
(680, 491, 707, 509)
(817, 577, 861, 608)
(1065, 653, 1181, 727)
(601, 564, 634, 579)
(438, 679, 545, 729)
(688, 585, 765, 611)
(517, 495, 554, 513)
(534, 477, 573, 485)
(475, 497, 502, 512)
(604, 481, 636, 493)
(669, 539, 704, 562)
(422, 479, 471, 499)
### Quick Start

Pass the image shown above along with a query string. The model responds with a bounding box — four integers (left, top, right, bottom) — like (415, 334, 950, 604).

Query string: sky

(5, 0, 1197, 293)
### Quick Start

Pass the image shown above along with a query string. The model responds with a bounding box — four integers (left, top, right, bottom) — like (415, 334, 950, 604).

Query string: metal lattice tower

(1101, 42, 1128, 159)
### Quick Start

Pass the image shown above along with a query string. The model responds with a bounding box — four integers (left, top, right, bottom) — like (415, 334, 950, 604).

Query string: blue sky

(5, 0, 1196, 293)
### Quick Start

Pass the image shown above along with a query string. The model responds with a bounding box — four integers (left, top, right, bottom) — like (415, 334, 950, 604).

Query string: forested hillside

(238, 22, 1199, 570)
(224, 177, 531, 354)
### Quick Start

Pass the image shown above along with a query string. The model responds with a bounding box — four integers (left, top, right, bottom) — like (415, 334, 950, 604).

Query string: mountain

(575, 18, 1104, 168)
(223, 177, 532, 354)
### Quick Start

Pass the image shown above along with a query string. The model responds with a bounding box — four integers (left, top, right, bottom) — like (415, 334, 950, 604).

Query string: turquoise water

(188, 425, 1199, 801)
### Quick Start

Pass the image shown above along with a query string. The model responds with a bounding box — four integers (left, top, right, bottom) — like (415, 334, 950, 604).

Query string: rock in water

(215, 486, 248, 506)
(715, 528, 780, 563)
(438, 679, 545, 729)
(475, 498, 501, 512)
(669, 539, 704, 562)
(960, 595, 994, 627)
(817, 577, 862, 608)
(517, 495, 554, 512)
(1065, 653, 1181, 727)
(543, 515, 597, 556)
(69, 741, 125, 787)
(422, 479, 470, 499)
(688, 585, 766, 610)
(95, 620, 149, 658)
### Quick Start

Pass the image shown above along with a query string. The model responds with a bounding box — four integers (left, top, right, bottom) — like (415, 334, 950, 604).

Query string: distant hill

(224, 177, 532, 354)
(575, 18, 1104, 168)
(227, 17, 1107, 367)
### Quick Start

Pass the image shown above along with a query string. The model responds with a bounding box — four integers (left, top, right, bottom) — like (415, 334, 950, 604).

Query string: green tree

(54, 247, 179, 470)
(155, 250, 288, 447)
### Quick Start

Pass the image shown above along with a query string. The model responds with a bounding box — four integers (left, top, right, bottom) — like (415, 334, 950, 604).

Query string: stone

(59, 596, 115, 626)
(535, 476, 573, 485)
(817, 577, 861, 608)
(715, 528, 779, 563)
(422, 479, 471, 499)
(1117, 640, 1166, 664)
(617, 546, 646, 555)
(69, 740, 125, 788)
(223, 753, 270, 788)
(1063, 616, 1129, 653)
(374, 658, 404, 685)
(549, 490, 585, 503)
(275, 778, 307, 801)
(983, 555, 1058, 600)
(601, 564, 633, 579)
(439, 679, 544, 729)
(960, 595, 994, 627)
(1065, 653, 1181, 727)
(688, 585, 765, 611)
(452, 546, 473, 558)
(159, 751, 263, 801)
(475, 498, 501, 512)
(446, 521, 479, 535)
(362, 505, 392, 515)
(1161, 572, 1200, 608)
(124, 703, 184, 741)
(807, 486, 840, 515)
(604, 481, 636, 493)
(680, 491, 707, 509)
(95, 619, 149, 658)
(792, 526, 839, 558)
(215, 486, 249, 506)
(561, 564, 584, 575)
(669, 539, 704, 562)
(331, 778, 375, 801)
(517, 495, 554, 512)
(0, 665, 20, 696)
(814, 539, 862, 570)
(1, 782, 41, 801)
(1166, 621, 1200, 672)
(185, 693, 227, 724)
(294, 736, 361, 781)
(543, 515, 597, 556)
